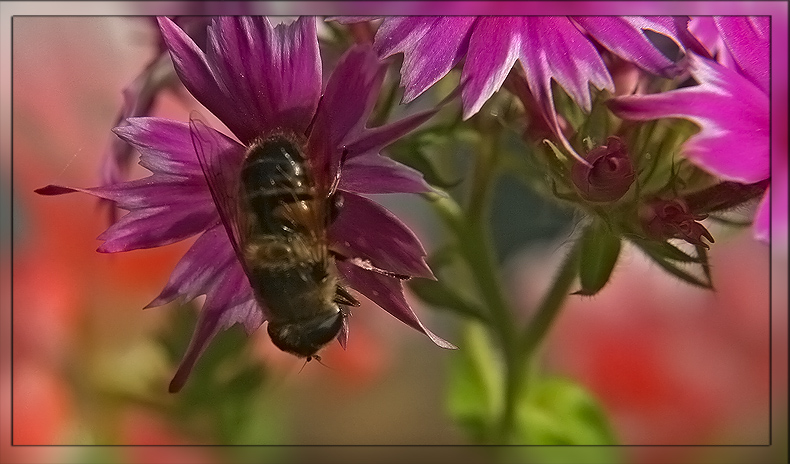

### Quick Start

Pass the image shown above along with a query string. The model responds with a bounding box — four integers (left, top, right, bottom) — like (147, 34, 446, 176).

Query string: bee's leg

(334, 285, 360, 307)
(329, 146, 349, 196)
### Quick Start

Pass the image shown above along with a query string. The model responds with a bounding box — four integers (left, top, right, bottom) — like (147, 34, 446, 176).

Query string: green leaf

(518, 377, 619, 447)
(446, 322, 504, 442)
(575, 219, 621, 295)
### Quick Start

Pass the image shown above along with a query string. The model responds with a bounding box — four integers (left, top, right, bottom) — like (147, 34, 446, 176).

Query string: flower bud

(571, 136, 635, 202)
(640, 198, 715, 249)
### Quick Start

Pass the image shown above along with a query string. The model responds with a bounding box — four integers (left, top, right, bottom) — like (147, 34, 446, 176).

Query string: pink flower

(610, 17, 774, 242)
(373, 16, 691, 158)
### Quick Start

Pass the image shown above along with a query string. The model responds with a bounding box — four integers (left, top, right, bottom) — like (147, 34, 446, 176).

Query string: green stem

(521, 238, 582, 357)
(464, 130, 528, 443)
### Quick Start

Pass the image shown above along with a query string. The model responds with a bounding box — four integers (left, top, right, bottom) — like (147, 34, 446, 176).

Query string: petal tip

(34, 185, 75, 196)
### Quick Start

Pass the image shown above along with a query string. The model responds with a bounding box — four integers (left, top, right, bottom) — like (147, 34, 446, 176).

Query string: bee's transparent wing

(188, 115, 248, 269)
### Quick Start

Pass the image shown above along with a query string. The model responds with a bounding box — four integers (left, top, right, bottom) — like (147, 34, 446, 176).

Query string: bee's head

(267, 309, 345, 358)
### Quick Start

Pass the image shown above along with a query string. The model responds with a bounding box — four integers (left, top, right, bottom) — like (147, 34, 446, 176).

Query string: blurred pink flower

(610, 17, 774, 242)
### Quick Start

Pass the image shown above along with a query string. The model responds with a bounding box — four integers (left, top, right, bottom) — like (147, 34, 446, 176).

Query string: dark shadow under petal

(336, 260, 456, 350)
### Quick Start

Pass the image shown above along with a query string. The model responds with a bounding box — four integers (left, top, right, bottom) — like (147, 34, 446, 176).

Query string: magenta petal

(147, 224, 253, 308)
(329, 192, 434, 279)
(36, 178, 216, 253)
(100, 53, 174, 186)
(207, 17, 321, 139)
(169, 294, 261, 393)
(159, 16, 321, 144)
(345, 106, 439, 158)
(461, 17, 522, 118)
(158, 17, 245, 140)
(113, 117, 204, 176)
(522, 17, 614, 114)
(376, 16, 476, 103)
(572, 16, 684, 78)
(94, 178, 217, 252)
(165, 228, 263, 393)
(609, 54, 769, 183)
(336, 260, 455, 349)
(307, 44, 386, 189)
(517, 17, 613, 159)
(374, 17, 437, 58)
(714, 17, 769, 94)
(338, 154, 432, 194)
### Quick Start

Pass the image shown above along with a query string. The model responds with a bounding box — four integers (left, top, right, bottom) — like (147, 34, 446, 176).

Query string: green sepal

(633, 240, 713, 289)
(627, 235, 702, 263)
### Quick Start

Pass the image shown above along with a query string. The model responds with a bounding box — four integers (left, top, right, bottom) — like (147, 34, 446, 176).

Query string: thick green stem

(431, 124, 581, 443)
(464, 130, 528, 443)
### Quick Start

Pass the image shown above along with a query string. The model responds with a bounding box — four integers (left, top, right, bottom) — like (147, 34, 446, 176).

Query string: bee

(190, 118, 360, 361)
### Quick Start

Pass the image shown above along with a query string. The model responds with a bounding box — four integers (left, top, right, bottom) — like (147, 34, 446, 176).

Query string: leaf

(518, 377, 619, 447)
(575, 219, 622, 295)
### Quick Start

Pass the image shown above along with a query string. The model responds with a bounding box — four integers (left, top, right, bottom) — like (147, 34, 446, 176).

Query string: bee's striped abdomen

(241, 135, 313, 236)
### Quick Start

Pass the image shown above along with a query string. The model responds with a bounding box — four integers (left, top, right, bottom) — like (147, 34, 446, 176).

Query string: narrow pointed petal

(344, 105, 439, 158)
(609, 54, 768, 183)
(307, 44, 387, 190)
(376, 17, 476, 103)
(336, 260, 456, 349)
(113, 117, 205, 176)
(522, 17, 614, 114)
(572, 16, 685, 78)
(461, 17, 522, 118)
(100, 53, 176, 186)
(329, 192, 433, 279)
(169, 305, 222, 393)
(714, 17, 769, 94)
(37, 117, 232, 252)
(338, 154, 432, 194)
(158, 17, 243, 139)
